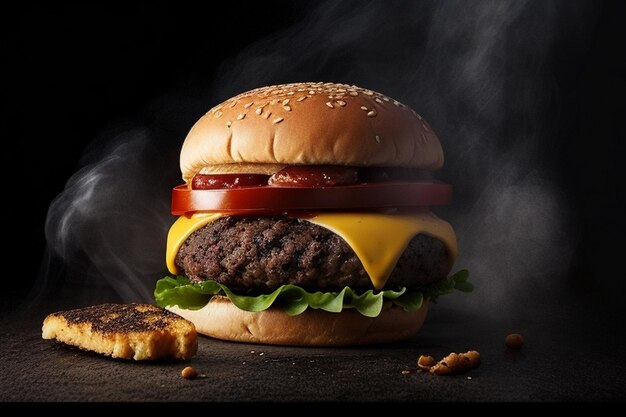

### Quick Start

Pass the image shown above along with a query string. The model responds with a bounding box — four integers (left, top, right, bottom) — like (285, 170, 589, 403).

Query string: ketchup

(269, 166, 358, 187)
(192, 174, 269, 190)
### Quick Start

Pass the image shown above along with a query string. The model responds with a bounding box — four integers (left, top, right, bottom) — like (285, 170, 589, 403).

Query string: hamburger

(154, 82, 472, 346)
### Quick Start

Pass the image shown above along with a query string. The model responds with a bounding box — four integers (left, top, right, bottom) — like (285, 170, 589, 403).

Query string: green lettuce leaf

(155, 269, 472, 318)
(426, 269, 474, 301)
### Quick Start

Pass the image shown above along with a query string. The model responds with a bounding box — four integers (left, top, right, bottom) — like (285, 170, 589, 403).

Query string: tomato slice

(171, 181, 451, 215)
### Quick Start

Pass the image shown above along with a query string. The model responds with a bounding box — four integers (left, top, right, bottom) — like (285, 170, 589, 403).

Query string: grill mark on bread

(56, 303, 180, 334)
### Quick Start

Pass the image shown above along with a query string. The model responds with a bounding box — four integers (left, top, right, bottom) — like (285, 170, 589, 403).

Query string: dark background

(1, 0, 625, 402)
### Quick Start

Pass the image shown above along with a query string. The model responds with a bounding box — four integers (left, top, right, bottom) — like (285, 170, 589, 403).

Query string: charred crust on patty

(175, 216, 450, 292)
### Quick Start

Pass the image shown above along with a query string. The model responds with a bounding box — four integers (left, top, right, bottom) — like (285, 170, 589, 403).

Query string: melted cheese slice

(166, 213, 223, 275)
(166, 212, 457, 289)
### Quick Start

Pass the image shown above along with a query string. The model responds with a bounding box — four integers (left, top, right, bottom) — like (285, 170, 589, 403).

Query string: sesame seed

(375, 98, 383, 104)
(229, 101, 237, 108)
(393, 100, 401, 106)
(367, 110, 377, 117)
(349, 91, 358, 96)
(375, 135, 381, 143)
(237, 113, 246, 120)
(364, 91, 374, 96)
(282, 99, 290, 105)
(214, 110, 223, 118)
(244, 102, 254, 109)
(255, 108, 263, 115)
(296, 96, 307, 102)
(283, 105, 292, 111)
(264, 111, 272, 119)
(287, 92, 294, 95)
(273, 117, 284, 124)
(416, 114, 422, 120)
(226, 121, 232, 127)
(422, 122, 429, 131)
(336, 100, 346, 107)
(326, 102, 334, 108)
(309, 91, 316, 95)
(360, 106, 368, 111)
(297, 88, 305, 92)
(328, 95, 334, 99)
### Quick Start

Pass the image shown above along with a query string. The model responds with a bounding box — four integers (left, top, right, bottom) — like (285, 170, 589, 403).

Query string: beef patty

(175, 216, 450, 293)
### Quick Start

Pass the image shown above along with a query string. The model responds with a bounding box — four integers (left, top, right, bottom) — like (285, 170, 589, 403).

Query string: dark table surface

(2, 291, 625, 402)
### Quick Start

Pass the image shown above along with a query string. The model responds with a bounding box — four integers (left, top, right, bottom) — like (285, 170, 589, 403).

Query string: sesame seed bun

(179, 82, 443, 182)
(168, 296, 429, 346)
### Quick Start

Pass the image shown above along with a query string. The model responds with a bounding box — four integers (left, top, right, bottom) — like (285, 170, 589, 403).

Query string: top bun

(180, 82, 443, 182)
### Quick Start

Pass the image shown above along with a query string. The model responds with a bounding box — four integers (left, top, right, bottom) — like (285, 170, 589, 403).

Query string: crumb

(430, 350, 480, 375)
(417, 351, 481, 376)
(417, 355, 437, 371)
(181, 366, 197, 379)
(505, 333, 524, 349)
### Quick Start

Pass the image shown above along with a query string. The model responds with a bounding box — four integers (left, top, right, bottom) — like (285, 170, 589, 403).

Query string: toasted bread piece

(42, 303, 197, 360)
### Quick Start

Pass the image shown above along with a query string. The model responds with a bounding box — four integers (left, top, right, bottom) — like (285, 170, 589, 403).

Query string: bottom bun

(168, 296, 429, 346)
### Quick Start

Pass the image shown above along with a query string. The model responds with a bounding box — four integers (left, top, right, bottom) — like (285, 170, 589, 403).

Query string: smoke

(43, 0, 594, 314)
(44, 128, 174, 302)
(411, 0, 585, 314)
